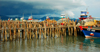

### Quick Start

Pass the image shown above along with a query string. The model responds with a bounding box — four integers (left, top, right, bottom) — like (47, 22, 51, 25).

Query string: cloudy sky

(0, 0, 100, 18)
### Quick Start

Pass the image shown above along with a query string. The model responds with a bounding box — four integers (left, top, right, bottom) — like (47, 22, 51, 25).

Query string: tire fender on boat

(90, 33, 94, 36)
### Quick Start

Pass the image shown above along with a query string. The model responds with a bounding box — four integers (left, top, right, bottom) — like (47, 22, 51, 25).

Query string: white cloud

(67, 11, 75, 18)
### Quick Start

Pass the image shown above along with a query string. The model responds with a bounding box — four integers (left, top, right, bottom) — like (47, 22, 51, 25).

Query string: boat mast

(31, 13, 33, 19)
(23, 13, 24, 19)
(86, 6, 89, 12)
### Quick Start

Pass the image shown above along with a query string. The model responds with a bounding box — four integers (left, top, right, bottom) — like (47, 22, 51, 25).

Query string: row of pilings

(0, 19, 81, 41)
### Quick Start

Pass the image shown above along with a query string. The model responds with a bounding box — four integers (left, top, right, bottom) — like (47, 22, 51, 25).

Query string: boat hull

(82, 30, 100, 38)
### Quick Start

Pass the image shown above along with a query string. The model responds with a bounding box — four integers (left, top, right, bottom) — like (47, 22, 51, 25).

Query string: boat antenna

(31, 13, 32, 16)
(31, 12, 33, 19)
(86, 6, 89, 12)
(65, 13, 67, 22)
(67, 13, 68, 19)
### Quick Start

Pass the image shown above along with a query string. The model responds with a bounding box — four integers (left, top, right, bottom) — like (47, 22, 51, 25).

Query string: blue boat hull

(82, 30, 100, 38)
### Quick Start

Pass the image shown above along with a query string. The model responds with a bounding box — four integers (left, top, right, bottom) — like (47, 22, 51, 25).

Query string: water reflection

(80, 38, 100, 52)
(0, 36, 100, 52)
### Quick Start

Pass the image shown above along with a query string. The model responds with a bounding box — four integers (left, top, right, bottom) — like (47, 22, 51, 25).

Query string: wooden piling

(58, 27, 61, 37)
(0, 30, 1, 40)
(0, 20, 1, 41)
(62, 28, 65, 35)
(14, 29, 16, 39)
(29, 29, 31, 39)
(56, 28, 58, 37)
(57, 27, 59, 37)
(36, 28, 38, 39)
(47, 28, 49, 36)
(39, 24, 41, 38)
(68, 26, 71, 36)
(17, 21, 20, 39)
(71, 27, 73, 35)
(65, 28, 67, 36)
(0, 20, 1, 28)
(29, 22, 32, 39)
(2, 29, 5, 41)
(9, 29, 12, 40)
(5, 29, 7, 41)
(52, 25, 54, 38)
(18, 29, 20, 39)
(44, 22, 47, 38)
(67, 19, 71, 36)
(74, 21, 77, 36)
(26, 23, 29, 39)
(22, 30, 25, 39)
(13, 22, 16, 39)
(32, 28, 35, 38)
(22, 23, 25, 39)
(50, 28, 51, 37)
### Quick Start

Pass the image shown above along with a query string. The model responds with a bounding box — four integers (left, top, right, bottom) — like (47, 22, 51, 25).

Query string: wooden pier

(0, 19, 78, 41)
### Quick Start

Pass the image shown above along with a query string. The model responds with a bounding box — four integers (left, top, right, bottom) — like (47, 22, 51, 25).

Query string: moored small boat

(79, 26, 100, 38)
(78, 10, 100, 38)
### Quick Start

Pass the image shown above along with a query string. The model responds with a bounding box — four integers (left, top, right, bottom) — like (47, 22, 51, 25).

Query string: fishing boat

(79, 26, 100, 38)
(28, 16, 33, 20)
(78, 11, 100, 38)
(57, 14, 68, 25)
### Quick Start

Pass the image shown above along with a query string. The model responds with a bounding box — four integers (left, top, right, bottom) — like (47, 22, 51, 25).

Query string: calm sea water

(0, 35, 100, 52)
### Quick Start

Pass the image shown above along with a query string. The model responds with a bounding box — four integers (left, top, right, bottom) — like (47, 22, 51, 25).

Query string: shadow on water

(0, 35, 100, 52)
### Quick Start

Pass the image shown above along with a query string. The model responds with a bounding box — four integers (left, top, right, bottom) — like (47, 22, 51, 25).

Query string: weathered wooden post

(4, 21, 7, 41)
(5, 28, 7, 41)
(13, 21, 16, 39)
(29, 22, 32, 39)
(62, 28, 65, 35)
(47, 28, 49, 36)
(74, 20, 77, 36)
(2, 29, 4, 41)
(44, 22, 47, 38)
(18, 29, 20, 38)
(58, 26, 61, 37)
(50, 27, 51, 37)
(22, 22, 25, 39)
(55, 25, 58, 37)
(68, 19, 71, 36)
(64, 18, 67, 36)
(36, 26, 38, 39)
(0, 30, 1, 40)
(71, 27, 73, 35)
(9, 23, 12, 40)
(56, 27, 59, 37)
(64, 27, 67, 36)
(0, 20, 1, 40)
(29, 28, 31, 39)
(22, 30, 25, 39)
(0, 20, 1, 28)
(52, 24, 55, 38)
(27, 22, 29, 39)
(2, 21, 5, 41)
(32, 24, 36, 38)
(17, 21, 20, 39)
(39, 24, 41, 38)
